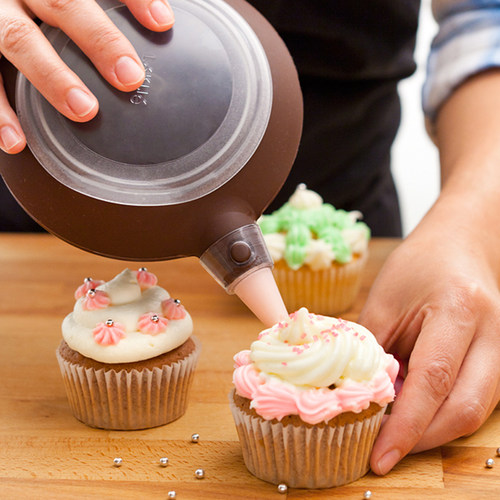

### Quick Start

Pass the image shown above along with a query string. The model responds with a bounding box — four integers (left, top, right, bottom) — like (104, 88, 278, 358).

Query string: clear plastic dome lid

(16, 0, 272, 206)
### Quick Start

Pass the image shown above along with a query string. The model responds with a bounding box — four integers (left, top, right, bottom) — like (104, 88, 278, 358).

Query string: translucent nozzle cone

(199, 223, 288, 325)
(233, 267, 288, 327)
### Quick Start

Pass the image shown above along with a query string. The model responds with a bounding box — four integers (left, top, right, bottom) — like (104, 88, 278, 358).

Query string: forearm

(414, 70, 500, 274)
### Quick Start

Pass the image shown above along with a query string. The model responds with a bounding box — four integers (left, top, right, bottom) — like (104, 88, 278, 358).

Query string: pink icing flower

(233, 350, 251, 368)
(134, 267, 158, 290)
(161, 298, 186, 320)
(93, 320, 126, 345)
(82, 289, 110, 310)
(138, 312, 168, 335)
(74, 277, 105, 299)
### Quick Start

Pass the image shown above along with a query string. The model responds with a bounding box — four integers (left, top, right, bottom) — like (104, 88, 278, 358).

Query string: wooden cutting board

(0, 235, 498, 499)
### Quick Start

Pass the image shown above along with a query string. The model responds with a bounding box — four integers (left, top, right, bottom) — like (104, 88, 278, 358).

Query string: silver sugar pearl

(151, 314, 160, 323)
(113, 457, 122, 467)
(174, 299, 181, 305)
(106, 319, 114, 326)
(139, 267, 148, 272)
(496, 447, 500, 457)
(84, 277, 92, 283)
(167, 492, 176, 499)
(191, 433, 200, 443)
(87, 288, 96, 297)
(363, 491, 372, 499)
(485, 458, 495, 468)
(159, 457, 169, 467)
(195, 468, 205, 479)
(277, 484, 287, 494)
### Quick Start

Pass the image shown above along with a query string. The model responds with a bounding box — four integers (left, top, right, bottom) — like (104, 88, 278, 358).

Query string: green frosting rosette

(258, 184, 370, 270)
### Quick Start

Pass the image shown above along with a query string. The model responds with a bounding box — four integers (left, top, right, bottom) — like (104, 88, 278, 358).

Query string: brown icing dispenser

(0, 0, 303, 326)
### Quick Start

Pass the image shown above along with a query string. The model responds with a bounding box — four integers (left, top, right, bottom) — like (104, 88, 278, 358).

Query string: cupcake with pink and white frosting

(57, 268, 200, 430)
(229, 307, 398, 489)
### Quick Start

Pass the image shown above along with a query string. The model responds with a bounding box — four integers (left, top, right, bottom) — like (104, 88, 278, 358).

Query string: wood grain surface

(0, 235, 499, 499)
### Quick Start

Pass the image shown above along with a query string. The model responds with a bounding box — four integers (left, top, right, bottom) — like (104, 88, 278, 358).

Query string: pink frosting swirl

(74, 278, 105, 299)
(233, 355, 398, 424)
(82, 289, 110, 311)
(93, 321, 126, 345)
(138, 312, 169, 335)
(134, 268, 158, 290)
(161, 298, 187, 320)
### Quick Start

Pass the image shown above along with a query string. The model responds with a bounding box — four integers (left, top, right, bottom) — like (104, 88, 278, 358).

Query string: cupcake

(229, 307, 398, 489)
(56, 268, 200, 430)
(259, 184, 370, 315)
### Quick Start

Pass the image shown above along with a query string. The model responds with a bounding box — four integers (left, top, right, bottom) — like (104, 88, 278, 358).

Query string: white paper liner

(273, 251, 368, 315)
(56, 336, 201, 430)
(229, 391, 385, 489)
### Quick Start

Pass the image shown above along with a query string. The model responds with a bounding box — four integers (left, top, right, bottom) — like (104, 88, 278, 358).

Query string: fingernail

(115, 56, 145, 87)
(66, 88, 98, 118)
(150, 1, 174, 26)
(376, 449, 401, 475)
(0, 125, 22, 151)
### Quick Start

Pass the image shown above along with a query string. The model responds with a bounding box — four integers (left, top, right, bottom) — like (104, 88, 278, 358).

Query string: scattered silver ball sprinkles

(485, 458, 495, 468)
(159, 457, 169, 467)
(195, 468, 205, 479)
(167, 492, 176, 499)
(277, 483, 287, 494)
(363, 491, 373, 499)
(113, 457, 122, 467)
(106, 319, 114, 326)
(191, 433, 200, 443)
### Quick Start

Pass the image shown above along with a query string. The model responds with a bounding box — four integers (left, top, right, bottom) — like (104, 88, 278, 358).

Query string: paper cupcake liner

(56, 337, 201, 430)
(273, 252, 368, 315)
(229, 392, 385, 489)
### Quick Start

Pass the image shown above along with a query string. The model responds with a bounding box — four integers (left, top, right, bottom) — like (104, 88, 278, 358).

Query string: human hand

(359, 217, 500, 475)
(0, 0, 174, 154)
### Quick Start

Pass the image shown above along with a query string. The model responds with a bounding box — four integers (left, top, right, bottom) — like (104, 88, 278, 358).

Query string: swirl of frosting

(134, 267, 158, 290)
(74, 278, 105, 300)
(82, 289, 110, 311)
(259, 184, 370, 269)
(62, 269, 193, 363)
(233, 308, 398, 424)
(137, 313, 169, 335)
(162, 298, 187, 320)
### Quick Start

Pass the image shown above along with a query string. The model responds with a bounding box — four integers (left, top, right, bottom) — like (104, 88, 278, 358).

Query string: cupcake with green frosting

(259, 184, 370, 314)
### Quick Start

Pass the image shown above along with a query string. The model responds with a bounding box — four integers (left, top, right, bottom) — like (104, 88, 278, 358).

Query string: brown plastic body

(0, 0, 303, 261)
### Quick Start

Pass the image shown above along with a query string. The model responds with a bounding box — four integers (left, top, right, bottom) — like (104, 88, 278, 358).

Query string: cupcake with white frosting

(56, 268, 200, 430)
(229, 307, 398, 488)
(259, 184, 370, 314)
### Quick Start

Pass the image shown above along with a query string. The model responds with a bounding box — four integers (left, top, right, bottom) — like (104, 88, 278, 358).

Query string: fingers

(370, 312, 474, 475)
(121, 0, 175, 32)
(411, 331, 500, 453)
(0, 7, 100, 122)
(0, 73, 26, 153)
(25, 0, 145, 92)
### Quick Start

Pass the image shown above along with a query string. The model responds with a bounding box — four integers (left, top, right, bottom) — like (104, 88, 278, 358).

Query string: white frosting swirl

(250, 307, 389, 388)
(288, 183, 323, 209)
(62, 269, 193, 363)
